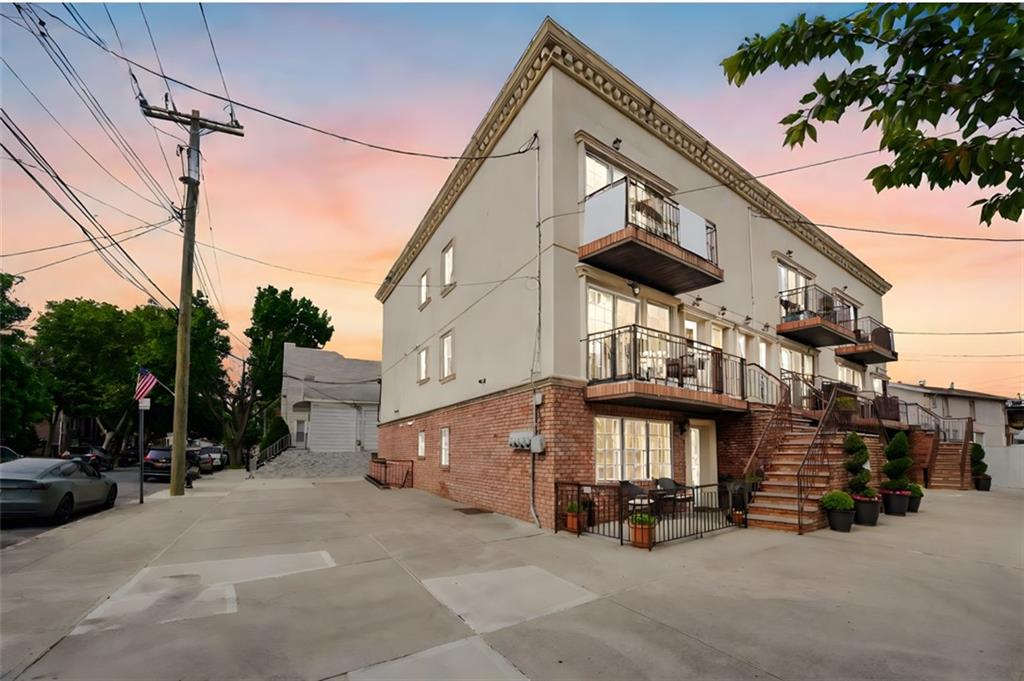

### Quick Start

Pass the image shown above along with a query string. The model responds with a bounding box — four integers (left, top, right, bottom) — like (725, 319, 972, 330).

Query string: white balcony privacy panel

(677, 204, 708, 259)
(583, 181, 627, 243)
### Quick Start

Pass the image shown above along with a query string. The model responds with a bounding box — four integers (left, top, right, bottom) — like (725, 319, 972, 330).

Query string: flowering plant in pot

(821, 490, 855, 532)
(628, 512, 656, 549)
(907, 483, 924, 513)
(564, 500, 587, 533)
(880, 432, 912, 515)
(971, 443, 992, 491)
(843, 432, 880, 526)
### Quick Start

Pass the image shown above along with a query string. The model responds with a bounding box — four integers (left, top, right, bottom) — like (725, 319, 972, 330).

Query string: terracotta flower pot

(629, 522, 655, 549)
(565, 511, 586, 534)
(731, 509, 746, 526)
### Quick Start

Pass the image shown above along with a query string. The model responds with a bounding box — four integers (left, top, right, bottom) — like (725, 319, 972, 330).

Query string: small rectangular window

(442, 242, 454, 289)
(441, 332, 454, 379)
(440, 427, 450, 467)
(417, 431, 425, 459)
(419, 271, 429, 307)
(417, 347, 429, 382)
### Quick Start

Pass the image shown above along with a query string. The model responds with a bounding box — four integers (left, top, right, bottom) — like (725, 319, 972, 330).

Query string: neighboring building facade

(280, 343, 381, 453)
(889, 382, 1013, 447)
(376, 19, 898, 526)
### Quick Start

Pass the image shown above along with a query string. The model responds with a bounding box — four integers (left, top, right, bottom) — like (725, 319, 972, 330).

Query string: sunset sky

(2, 3, 1021, 397)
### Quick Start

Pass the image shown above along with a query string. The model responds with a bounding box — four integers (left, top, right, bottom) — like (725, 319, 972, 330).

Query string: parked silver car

(0, 458, 117, 524)
(200, 445, 226, 470)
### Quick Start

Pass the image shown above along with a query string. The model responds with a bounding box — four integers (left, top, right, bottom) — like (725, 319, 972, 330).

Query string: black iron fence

(555, 480, 742, 549)
(367, 458, 414, 488)
(587, 325, 745, 399)
(778, 284, 855, 329)
(849, 315, 896, 352)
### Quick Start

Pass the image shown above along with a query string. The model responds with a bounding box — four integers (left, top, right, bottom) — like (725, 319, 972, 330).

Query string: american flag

(134, 368, 158, 401)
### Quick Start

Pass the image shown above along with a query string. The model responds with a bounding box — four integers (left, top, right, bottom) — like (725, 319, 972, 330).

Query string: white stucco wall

(889, 383, 1010, 446)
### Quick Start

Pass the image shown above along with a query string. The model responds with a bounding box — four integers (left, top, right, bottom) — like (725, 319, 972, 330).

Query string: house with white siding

(280, 343, 381, 454)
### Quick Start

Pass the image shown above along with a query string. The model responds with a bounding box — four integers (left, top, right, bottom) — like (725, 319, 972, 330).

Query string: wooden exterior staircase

(746, 421, 885, 532)
(928, 441, 971, 490)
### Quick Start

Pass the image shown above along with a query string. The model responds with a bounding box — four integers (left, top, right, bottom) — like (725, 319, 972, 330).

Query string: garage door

(308, 403, 357, 452)
(360, 406, 379, 453)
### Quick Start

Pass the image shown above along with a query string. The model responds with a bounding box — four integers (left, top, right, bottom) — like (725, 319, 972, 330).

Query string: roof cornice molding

(376, 18, 891, 302)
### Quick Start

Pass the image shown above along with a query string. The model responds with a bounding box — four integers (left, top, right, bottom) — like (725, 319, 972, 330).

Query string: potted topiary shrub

(971, 443, 992, 491)
(628, 512, 656, 549)
(843, 432, 880, 526)
(880, 432, 913, 515)
(821, 490, 855, 532)
(907, 483, 924, 512)
(564, 500, 587, 533)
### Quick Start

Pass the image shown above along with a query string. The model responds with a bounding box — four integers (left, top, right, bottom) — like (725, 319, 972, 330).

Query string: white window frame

(417, 347, 429, 383)
(837, 363, 864, 389)
(440, 427, 450, 467)
(778, 260, 809, 293)
(441, 331, 454, 379)
(585, 152, 626, 195)
(419, 270, 430, 307)
(594, 417, 672, 482)
(441, 241, 455, 290)
(417, 431, 425, 459)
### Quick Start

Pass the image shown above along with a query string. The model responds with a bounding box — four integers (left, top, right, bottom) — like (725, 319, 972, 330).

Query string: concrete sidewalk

(2, 477, 1020, 680)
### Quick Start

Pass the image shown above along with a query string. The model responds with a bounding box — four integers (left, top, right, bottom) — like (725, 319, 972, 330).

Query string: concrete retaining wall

(985, 445, 1024, 489)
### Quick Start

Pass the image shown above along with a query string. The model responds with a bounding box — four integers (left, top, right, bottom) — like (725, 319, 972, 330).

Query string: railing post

(631, 325, 638, 380)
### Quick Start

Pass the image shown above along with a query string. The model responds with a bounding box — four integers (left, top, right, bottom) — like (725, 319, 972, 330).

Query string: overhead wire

(12, 220, 174, 275)
(197, 2, 236, 124)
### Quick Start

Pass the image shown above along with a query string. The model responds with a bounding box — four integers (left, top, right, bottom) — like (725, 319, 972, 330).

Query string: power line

(1, 221, 158, 257)
(27, 7, 537, 161)
(895, 330, 1024, 336)
(197, 3, 236, 124)
(904, 353, 1024, 358)
(755, 214, 1023, 243)
(137, 3, 177, 112)
(12, 220, 173, 275)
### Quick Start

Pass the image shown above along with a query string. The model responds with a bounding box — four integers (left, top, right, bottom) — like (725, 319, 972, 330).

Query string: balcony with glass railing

(834, 316, 898, 364)
(580, 177, 723, 294)
(776, 284, 858, 346)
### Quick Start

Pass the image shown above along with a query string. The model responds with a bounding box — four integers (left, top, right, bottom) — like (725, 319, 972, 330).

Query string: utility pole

(141, 105, 243, 496)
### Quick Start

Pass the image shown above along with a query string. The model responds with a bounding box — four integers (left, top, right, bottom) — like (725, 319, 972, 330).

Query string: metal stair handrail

(742, 382, 792, 483)
(254, 434, 290, 470)
(795, 389, 847, 534)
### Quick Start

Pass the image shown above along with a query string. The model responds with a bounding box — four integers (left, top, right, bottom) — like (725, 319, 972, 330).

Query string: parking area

(1, 478, 1020, 681)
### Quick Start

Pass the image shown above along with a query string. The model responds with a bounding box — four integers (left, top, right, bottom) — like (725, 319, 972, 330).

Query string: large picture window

(594, 417, 672, 481)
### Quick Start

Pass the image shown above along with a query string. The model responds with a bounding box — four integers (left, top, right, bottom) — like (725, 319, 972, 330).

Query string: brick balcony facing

(580, 177, 723, 295)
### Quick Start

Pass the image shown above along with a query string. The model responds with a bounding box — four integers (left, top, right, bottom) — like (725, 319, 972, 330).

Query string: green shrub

(970, 443, 989, 477)
(259, 415, 290, 451)
(843, 432, 873, 497)
(909, 483, 924, 498)
(836, 396, 858, 412)
(566, 501, 583, 514)
(628, 512, 657, 526)
(881, 432, 912, 492)
(821, 490, 854, 511)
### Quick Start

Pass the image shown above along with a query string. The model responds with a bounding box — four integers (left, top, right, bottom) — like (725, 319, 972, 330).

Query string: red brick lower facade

(379, 379, 746, 528)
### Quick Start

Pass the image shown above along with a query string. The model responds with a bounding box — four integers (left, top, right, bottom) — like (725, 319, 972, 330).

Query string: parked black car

(60, 445, 114, 471)
(142, 448, 200, 483)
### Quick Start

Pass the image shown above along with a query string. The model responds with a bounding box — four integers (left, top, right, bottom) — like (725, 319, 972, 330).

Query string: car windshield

(147, 449, 172, 460)
(200, 447, 221, 455)
(68, 446, 92, 454)
(0, 457, 60, 477)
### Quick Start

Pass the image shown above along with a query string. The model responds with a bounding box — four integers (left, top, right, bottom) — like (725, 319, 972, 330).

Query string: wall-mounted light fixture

(762, 323, 770, 332)
(719, 306, 727, 317)
(744, 315, 752, 325)
(785, 249, 794, 258)
(612, 137, 622, 150)
(478, 378, 487, 384)
(627, 280, 640, 297)
(693, 295, 702, 307)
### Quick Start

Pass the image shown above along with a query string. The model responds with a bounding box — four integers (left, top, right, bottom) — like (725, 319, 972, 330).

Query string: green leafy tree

(0, 274, 50, 452)
(245, 285, 334, 405)
(722, 4, 1024, 224)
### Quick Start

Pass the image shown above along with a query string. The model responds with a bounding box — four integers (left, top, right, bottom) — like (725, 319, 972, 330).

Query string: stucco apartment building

(376, 19, 899, 527)
(889, 382, 1013, 447)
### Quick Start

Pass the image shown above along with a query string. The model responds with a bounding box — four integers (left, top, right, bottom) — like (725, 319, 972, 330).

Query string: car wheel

(52, 493, 74, 525)
(104, 484, 118, 509)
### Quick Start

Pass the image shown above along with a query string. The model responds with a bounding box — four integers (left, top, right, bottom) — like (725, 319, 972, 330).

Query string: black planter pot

(881, 492, 910, 516)
(827, 509, 855, 532)
(854, 498, 881, 525)
(974, 476, 992, 491)
(907, 496, 922, 513)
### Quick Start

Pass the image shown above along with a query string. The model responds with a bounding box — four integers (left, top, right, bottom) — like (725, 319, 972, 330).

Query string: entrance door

(687, 419, 717, 487)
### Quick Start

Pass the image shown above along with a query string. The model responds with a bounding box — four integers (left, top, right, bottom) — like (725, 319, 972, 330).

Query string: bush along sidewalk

(843, 432, 880, 526)
(880, 432, 912, 515)
(821, 490, 855, 532)
(971, 443, 992, 491)
(908, 483, 924, 513)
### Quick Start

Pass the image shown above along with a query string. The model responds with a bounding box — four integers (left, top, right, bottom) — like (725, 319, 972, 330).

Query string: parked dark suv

(143, 448, 200, 483)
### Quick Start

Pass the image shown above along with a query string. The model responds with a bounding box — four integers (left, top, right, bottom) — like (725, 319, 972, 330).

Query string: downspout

(529, 132, 542, 528)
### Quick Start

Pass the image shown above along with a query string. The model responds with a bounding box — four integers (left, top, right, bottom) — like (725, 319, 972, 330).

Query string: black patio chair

(620, 481, 652, 519)
(655, 478, 694, 515)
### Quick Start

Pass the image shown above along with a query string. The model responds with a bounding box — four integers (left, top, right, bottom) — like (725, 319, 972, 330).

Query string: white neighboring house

(280, 342, 381, 453)
(889, 381, 1014, 447)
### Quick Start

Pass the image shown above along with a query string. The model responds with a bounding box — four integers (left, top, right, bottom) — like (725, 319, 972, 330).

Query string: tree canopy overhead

(0, 274, 49, 451)
(722, 4, 1023, 224)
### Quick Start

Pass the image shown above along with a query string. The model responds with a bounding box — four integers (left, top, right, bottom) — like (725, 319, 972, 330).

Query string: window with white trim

(585, 152, 625, 195)
(442, 242, 454, 288)
(837, 364, 863, 389)
(594, 417, 672, 481)
(417, 431, 425, 459)
(417, 347, 429, 382)
(419, 271, 429, 306)
(778, 261, 808, 293)
(440, 427, 450, 467)
(441, 331, 454, 379)
(780, 347, 814, 376)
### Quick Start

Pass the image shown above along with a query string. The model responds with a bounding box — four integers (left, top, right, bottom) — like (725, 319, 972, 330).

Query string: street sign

(139, 398, 151, 411)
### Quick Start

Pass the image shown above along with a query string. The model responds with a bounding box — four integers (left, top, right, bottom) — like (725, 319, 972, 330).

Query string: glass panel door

(594, 417, 621, 481)
(623, 419, 647, 480)
(649, 421, 672, 480)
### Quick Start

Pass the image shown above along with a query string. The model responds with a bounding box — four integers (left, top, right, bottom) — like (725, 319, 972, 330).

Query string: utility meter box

(508, 430, 534, 450)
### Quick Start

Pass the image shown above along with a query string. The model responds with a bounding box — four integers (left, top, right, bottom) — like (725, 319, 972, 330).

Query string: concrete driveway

(1, 475, 1020, 681)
